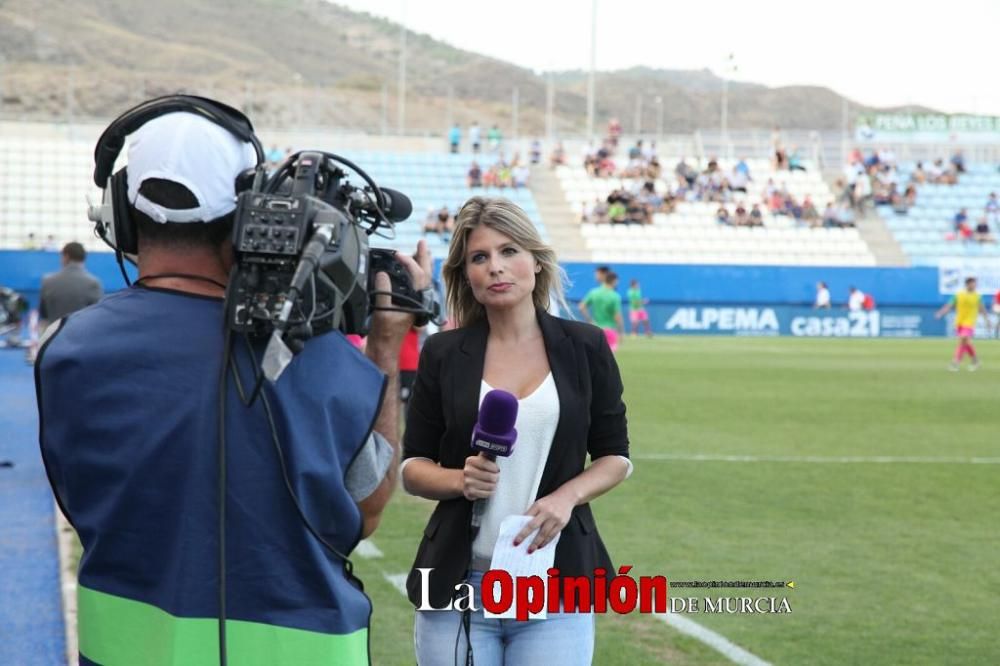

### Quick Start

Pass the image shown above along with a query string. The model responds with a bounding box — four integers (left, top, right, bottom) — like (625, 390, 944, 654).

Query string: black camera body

(225, 151, 436, 346)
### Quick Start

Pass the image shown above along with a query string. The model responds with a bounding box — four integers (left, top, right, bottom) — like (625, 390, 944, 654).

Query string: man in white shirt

(847, 287, 865, 312)
(814, 281, 831, 309)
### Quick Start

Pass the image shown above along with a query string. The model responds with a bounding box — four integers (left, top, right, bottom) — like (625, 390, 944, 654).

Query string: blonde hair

(443, 196, 567, 328)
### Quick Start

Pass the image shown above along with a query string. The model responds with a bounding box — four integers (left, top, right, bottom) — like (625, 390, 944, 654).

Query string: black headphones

(88, 94, 266, 256)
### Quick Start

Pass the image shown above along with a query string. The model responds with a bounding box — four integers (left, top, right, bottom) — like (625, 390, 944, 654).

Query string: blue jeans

(414, 570, 595, 666)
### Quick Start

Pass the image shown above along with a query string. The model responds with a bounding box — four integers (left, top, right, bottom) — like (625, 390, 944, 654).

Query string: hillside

(0, 0, 934, 134)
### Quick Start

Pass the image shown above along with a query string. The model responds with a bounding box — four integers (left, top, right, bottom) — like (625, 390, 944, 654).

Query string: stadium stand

(0, 134, 544, 258)
(878, 161, 1000, 266)
(558, 159, 877, 266)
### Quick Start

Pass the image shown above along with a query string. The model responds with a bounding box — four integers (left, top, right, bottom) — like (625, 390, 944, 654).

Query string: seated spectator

(802, 197, 820, 226)
(628, 141, 643, 161)
(733, 202, 749, 227)
(953, 208, 969, 233)
(975, 218, 996, 243)
(467, 162, 482, 188)
(773, 142, 788, 170)
(951, 150, 966, 174)
(767, 189, 784, 214)
(986, 192, 999, 223)
(954, 220, 974, 242)
(639, 181, 663, 211)
(729, 165, 750, 193)
(822, 202, 839, 228)
(496, 161, 513, 188)
(584, 198, 609, 224)
(482, 163, 499, 187)
(529, 139, 542, 165)
(423, 206, 454, 238)
(646, 158, 662, 180)
(549, 141, 566, 168)
(788, 147, 806, 172)
(642, 141, 657, 162)
(626, 198, 648, 225)
(512, 163, 530, 189)
(836, 204, 857, 227)
(716, 205, 731, 225)
(675, 158, 697, 187)
(910, 162, 927, 184)
(902, 184, 917, 208)
(749, 203, 764, 226)
(608, 199, 628, 224)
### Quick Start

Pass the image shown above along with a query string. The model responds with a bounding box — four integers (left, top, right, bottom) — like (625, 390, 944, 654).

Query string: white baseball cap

(126, 111, 257, 223)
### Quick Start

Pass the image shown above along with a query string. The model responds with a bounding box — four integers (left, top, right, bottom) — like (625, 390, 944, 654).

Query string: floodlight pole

(397, 9, 407, 135)
(586, 0, 597, 140)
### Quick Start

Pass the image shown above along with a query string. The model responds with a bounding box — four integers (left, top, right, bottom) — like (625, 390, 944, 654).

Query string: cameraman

(35, 108, 429, 665)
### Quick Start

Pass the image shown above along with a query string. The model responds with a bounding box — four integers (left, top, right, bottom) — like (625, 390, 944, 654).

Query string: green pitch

(357, 337, 1000, 665)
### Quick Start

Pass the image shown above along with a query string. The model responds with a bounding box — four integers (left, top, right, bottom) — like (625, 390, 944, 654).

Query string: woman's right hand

(462, 454, 500, 501)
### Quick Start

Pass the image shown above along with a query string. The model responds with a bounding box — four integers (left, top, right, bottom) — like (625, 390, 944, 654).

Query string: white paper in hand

(483, 514, 561, 620)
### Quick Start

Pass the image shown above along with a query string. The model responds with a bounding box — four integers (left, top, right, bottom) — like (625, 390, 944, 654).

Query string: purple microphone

(471, 389, 519, 459)
(470, 389, 518, 535)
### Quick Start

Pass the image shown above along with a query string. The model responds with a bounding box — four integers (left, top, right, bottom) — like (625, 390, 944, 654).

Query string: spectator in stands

(582, 197, 609, 224)
(626, 197, 649, 225)
(549, 141, 566, 168)
(675, 158, 697, 187)
(716, 205, 731, 226)
(750, 203, 764, 226)
(529, 139, 542, 165)
(512, 163, 530, 189)
(38, 242, 103, 331)
(788, 146, 806, 172)
(642, 141, 657, 162)
(467, 162, 482, 188)
(836, 203, 857, 228)
(448, 123, 461, 154)
(950, 150, 966, 174)
(487, 124, 502, 152)
(974, 218, 996, 244)
(985, 193, 999, 224)
(266, 144, 284, 169)
(733, 202, 749, 227)
(822, 202, 838, 227)
(814, 282, 831, 309)
(423, 206, 454, 240)
(23, 232, 39, 250)
(801, 196, 820, 227)
(43, 234, 60, 252)
(607, 197, 627, 225)
(847, 287, 865, 312)
(607, 118, 623, 147)
(469, 122, 482, 154)
(953, 208, 969, 233)
(729, 162, 750, 193)
(772, 128, 788, 170)
(910, 162, 927, 185)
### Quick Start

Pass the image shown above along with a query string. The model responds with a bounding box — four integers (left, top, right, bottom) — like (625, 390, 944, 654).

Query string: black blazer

(402, 309, 629, 608)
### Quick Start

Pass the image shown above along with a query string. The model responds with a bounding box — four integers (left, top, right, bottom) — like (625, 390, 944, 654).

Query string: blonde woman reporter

(401, 196, 631, 665)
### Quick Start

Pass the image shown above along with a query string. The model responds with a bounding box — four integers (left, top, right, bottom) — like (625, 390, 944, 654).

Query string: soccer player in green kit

(579, 271, 625, 351)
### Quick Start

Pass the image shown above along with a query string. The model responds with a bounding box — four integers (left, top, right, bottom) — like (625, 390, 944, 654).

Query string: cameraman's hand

(367, 240, 432, 348)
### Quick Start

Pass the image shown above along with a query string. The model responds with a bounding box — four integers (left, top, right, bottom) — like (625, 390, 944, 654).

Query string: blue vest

(37, 286, 386, 665)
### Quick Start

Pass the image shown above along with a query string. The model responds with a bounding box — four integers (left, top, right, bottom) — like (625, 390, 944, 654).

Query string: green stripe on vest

(78, 586, 369, 665)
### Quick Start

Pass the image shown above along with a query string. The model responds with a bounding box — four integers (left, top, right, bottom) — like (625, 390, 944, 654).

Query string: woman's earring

(535, 265, 542, 273)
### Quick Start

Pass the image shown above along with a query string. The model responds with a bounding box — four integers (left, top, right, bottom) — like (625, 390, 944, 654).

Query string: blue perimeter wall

(1, 250, 959, 337)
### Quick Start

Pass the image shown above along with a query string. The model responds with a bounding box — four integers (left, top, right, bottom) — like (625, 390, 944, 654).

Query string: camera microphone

(470, 389, 519, 535)
(368, 187, 413, 222)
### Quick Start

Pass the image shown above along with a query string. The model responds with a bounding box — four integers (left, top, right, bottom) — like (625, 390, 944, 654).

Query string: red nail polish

(513, 540, 520, 547)
(527, 547, 535, 554)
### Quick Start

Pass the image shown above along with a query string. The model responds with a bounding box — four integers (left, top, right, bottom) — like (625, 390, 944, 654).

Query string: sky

(332, 0, 1000, 115)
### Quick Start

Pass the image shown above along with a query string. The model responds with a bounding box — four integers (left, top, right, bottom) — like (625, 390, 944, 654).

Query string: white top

(472, 374, 560, 562)
(848, 291, 865, 311)
(815, 287, 830, 308)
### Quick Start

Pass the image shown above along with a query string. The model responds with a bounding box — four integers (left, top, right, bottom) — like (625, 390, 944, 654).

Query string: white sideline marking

(635, 453, 1000, 465)
(356, 539, 384, 558)
(379, 569, 768, 666)
(383, 572, 409, 597)
(656, 613, 772, 666)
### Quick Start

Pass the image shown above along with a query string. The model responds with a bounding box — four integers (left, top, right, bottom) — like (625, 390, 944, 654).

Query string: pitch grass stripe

(356, 539, 384, 558)
(379, 569, 769, 666)
(635, 453, 1000, 464)
(656, 613, 772, 666)
(383, 573, 409, 597)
